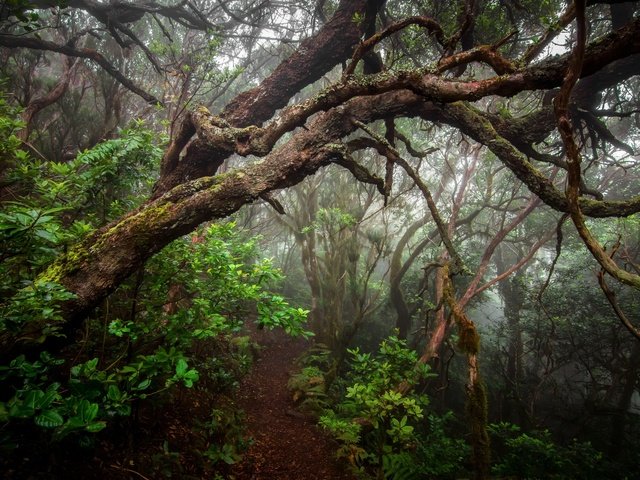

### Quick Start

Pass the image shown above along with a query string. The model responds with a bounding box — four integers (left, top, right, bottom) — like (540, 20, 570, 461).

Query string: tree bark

(7, 11, 640, 350)
(18, 57, 76, 141)
(152, 0, 370, 196)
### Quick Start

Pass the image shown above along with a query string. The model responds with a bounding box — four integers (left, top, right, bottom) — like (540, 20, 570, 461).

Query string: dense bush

(0, 103, 308, 475)
(319, 335, 468, 479)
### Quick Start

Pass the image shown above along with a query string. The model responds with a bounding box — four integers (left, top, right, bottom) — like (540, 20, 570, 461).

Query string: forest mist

(1, 1, 639, 478)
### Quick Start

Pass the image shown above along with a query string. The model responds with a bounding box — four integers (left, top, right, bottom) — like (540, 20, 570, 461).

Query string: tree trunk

(390, 217, 428, 338)
(18, 57, 76, 141)
(495, 247, 527, 426)
(608, 341, 640, 458)
(7, 15, 640, 351)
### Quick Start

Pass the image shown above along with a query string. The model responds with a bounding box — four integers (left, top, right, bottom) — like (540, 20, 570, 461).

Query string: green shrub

(0, 104, 309, 475)
(489, 422, 610, 479)
(320, 336, 466, 479)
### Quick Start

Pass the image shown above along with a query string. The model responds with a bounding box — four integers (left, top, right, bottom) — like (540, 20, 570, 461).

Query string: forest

(0, 0, 639, 478)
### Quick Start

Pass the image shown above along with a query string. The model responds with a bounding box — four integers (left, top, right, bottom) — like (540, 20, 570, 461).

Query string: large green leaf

(85, 421, 107, 433)
(35, 410, 64, 428)
(175, 358, 188, 376)
(136, 379, 151, 391)
(106, 384, 122, 401)
(78, 399, 98, 423)
(23, 389, 44, 409)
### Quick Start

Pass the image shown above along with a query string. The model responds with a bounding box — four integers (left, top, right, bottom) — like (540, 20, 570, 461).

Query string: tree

(273, 166, 390, 353)
(1, 0, 636, 338)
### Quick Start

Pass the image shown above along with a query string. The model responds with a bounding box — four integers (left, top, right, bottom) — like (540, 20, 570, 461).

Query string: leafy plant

(288, 365, 329, 415)
(320, 336, 437, 478)
(0, 104, 309, 475)
(489, 422, 609, 480)
(197, 407, 251, 466)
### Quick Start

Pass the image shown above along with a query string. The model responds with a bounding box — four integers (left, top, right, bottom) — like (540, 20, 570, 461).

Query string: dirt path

(230, 329, 354, 480)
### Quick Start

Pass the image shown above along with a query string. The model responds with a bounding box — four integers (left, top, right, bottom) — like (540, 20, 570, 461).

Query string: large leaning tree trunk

(4, 4, 640, 355)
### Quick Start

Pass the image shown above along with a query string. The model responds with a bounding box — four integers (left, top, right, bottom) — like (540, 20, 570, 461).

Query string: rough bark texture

(5, 5, 640, 350)
(152, 0, 370, 196)
(28, 91, 425, 342)
(222, 1, 367, 127)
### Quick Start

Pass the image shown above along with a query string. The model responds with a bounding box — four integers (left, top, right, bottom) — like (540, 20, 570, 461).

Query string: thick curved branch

(442, 102, 640, 218)
(245, 16, 640, 155)
(554, 0, 640, 290)
(18, 90, 425, 342)
(159, 13, 640, 178)
(220, 0, 368, 127)
(154, 0, 369, 195)
(176, 85, 640, 225)
(156, 15, 640, 195)
(344, 15, 445, 76)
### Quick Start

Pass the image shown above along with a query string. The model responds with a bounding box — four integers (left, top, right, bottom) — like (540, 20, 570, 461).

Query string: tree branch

(0, 34, 161, 104)
(598, 267, 640, 341)
(554, 0, 640, 290)
(344, 15, 445, 77)
(348, 123, 467, 274)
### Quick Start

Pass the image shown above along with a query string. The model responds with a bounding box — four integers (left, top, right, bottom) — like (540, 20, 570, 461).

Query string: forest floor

(0, 327, 354, 479)
(230, 327, 354, 480)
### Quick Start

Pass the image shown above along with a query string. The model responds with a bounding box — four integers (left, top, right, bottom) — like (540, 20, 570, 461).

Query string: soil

(230, 328, 354, 480)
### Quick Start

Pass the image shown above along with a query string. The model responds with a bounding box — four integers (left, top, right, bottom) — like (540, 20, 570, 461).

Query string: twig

(110, 464, 153, 480)
(349, 122, 467, 273)
(598, 270, 640, 341)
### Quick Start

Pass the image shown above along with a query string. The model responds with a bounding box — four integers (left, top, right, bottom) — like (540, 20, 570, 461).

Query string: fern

(59, 124, 163, 222)
(288, 365, 329, 415)
(383, 452, 419, 480)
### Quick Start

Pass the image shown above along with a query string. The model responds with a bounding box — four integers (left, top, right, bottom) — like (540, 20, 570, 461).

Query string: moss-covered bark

(467, 377, 491, 480)
(442, 264, 490, 479)
(152, 0, 370, 196)
(8, 10, 640, 352)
